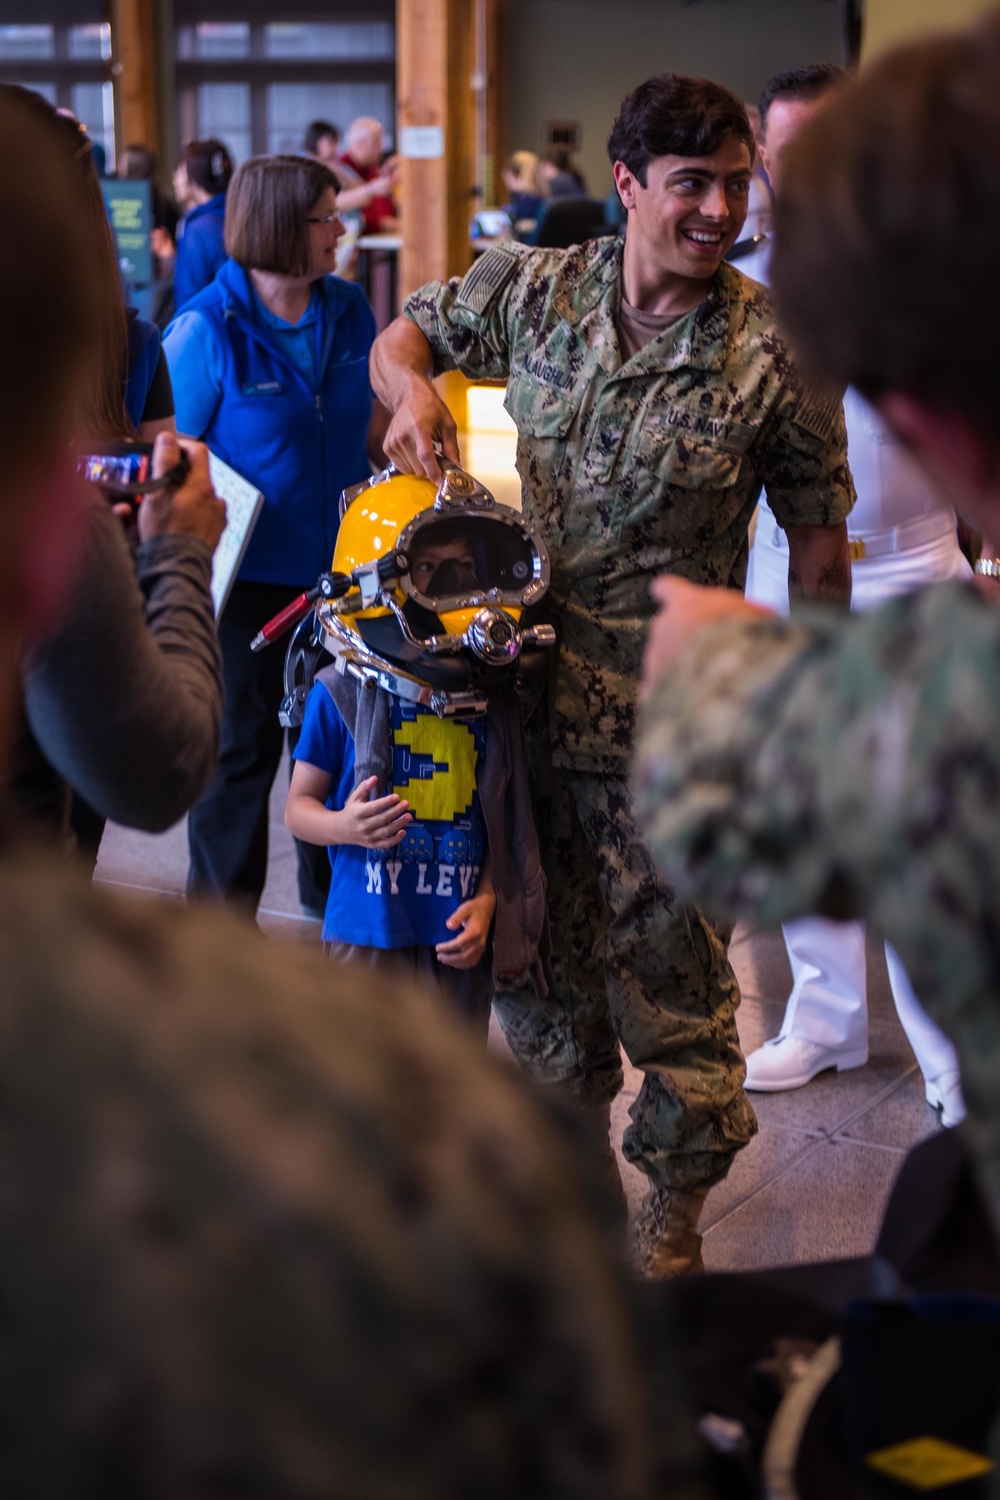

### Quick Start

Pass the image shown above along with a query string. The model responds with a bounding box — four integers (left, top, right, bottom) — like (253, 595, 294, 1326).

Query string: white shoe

(744, 1034, 869, 1092)
(925, 1071, 966, 1129)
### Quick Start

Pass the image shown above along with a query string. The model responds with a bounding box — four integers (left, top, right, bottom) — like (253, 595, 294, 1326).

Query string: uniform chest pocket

(636, 429, 744, 491)
(504, 377, 577, 439)
(618, 429, 749, 539)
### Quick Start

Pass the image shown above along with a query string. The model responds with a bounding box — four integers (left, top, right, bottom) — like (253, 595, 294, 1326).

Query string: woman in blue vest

(164, 154, 385, 918)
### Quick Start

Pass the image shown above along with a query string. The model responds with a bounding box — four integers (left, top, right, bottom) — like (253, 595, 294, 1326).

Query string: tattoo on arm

(785, 524, 852, 614)
(788, 555, 852, 608)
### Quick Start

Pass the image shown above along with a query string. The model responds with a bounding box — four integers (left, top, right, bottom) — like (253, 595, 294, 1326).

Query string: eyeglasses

(307, 212, 338, 225)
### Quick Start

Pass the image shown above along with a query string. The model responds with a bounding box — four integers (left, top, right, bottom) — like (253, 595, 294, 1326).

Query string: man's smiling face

(615, 136, 752, 283)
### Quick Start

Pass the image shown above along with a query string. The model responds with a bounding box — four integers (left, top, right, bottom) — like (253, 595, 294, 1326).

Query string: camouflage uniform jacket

(632, 583, 1000, 1240)
(405, 237, 855, 773)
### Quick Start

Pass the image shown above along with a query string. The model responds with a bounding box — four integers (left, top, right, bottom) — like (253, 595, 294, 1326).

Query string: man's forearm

(370, 317, 437, 412)
(785, 521, 852, 612)
(369, 316, 461, 476)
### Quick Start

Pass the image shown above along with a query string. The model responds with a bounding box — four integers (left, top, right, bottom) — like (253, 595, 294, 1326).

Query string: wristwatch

(974, 557, 1000, 579)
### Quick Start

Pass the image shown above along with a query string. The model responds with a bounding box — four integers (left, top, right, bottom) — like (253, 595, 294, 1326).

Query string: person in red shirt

(336, 116, 398, 235)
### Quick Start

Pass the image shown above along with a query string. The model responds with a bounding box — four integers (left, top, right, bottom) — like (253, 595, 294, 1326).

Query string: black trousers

(187, 578, 330, 915)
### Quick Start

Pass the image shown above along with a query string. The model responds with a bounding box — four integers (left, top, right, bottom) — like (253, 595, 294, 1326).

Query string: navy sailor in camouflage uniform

(371, 73, 856, 1276)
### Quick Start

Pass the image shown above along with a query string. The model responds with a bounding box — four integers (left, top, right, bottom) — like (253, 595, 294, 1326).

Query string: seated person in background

(303, 117, 340, 166)
(335, 115, 399, 235)
(541, 146, 588, 198)
(502, 148, 547, 226)
(0, 87, 707, 1498)
(172, 138, 234, 312)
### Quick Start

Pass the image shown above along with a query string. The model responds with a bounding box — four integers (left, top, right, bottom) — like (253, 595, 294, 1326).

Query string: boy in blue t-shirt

(285, 534, 496, 1034)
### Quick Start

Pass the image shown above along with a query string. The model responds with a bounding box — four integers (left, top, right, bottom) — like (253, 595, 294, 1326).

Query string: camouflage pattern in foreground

(632, 582, 1000, 1242)
(0, 843, 709, 1498)
(405, 236, 854, 776)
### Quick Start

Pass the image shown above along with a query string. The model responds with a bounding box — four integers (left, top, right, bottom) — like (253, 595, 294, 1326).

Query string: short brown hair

(225, 155, 338, 276)
(607, 74, 754, 186)
(770, 16, 1000, 434)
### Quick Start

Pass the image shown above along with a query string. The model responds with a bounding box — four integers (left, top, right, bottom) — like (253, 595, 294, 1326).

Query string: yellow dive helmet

(316, 461, 555, 716)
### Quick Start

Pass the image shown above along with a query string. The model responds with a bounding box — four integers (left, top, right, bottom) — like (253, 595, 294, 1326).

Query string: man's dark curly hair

(607, 73, 754, 186)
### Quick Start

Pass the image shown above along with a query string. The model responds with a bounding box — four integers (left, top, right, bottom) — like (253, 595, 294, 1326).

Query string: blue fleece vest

(182, 261, 375, 585)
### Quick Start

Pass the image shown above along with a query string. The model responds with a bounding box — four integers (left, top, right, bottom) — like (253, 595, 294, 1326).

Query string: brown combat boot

(631, 1184, 709, 1279)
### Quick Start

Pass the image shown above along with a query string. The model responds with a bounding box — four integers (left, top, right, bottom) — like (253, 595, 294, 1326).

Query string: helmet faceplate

(318, 464, 554, 716)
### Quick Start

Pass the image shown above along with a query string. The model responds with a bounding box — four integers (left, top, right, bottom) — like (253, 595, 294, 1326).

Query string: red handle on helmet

(250, 590, 318, 653)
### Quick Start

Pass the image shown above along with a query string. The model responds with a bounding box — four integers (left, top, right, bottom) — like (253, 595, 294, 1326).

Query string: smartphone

(78, 441, 154, 495)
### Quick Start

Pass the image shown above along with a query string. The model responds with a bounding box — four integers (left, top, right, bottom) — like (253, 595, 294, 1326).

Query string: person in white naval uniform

(735, 66, 967, 1126)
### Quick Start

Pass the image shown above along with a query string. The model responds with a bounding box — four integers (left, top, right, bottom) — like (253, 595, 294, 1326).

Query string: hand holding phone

(137, 433, 226, 552)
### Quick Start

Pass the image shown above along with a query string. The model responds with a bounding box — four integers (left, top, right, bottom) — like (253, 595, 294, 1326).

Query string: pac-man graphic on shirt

(392, 715, 478, 823)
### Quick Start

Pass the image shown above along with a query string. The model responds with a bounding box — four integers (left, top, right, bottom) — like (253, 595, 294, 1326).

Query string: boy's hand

(436, 887, 496, 970)
(337, 776, 411, 849)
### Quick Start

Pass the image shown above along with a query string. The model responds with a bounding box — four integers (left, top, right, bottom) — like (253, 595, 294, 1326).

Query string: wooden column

(397, 0, 485, 428)
(110, 0, 160, 156)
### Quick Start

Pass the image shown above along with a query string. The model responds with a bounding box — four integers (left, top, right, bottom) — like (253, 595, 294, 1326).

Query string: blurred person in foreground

(635, 14, 1000, 1275)
(0, 89, 708, 1500)
(172, 137, 234, 313)
(7, 91, 224, 859)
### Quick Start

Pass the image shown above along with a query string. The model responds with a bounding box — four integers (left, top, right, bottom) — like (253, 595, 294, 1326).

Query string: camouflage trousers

(493, 767, 758, 1194)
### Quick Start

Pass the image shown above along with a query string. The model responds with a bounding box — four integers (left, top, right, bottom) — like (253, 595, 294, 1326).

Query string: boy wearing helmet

(285, 473, 553, 1032)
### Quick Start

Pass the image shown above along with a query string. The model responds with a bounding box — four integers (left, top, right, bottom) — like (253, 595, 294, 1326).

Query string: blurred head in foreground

(0, 86, 704, 1498)
(770, 12, 1000, 535)
(0, 90, 100, 739)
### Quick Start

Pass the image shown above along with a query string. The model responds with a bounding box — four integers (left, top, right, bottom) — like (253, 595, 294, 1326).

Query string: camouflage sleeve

(634, 582, 1000, 936)
(633, 581, 1000, 1238)
(757, 379, 856, 530)
(402, 243, 529, 383)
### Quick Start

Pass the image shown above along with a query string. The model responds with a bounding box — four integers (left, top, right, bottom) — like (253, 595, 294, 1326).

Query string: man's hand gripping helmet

(319, 462, 555, 716)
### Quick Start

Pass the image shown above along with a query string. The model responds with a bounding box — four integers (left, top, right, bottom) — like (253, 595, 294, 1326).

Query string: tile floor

(94, 759, 941, 1277)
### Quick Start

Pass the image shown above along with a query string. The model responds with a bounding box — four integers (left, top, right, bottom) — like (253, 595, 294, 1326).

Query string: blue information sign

(101, 178, 152, 285)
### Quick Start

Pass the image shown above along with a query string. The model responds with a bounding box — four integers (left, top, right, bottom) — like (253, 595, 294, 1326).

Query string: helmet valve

(467, 608, 521, 664)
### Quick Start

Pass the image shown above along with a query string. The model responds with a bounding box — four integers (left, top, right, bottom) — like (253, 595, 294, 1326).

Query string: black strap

(726, 232, 768, 264)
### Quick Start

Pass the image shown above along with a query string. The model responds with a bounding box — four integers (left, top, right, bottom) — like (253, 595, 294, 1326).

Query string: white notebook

(207, 452, 264, 617)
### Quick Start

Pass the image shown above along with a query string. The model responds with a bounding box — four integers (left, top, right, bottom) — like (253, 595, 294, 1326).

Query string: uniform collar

(550, 237, 737, 379)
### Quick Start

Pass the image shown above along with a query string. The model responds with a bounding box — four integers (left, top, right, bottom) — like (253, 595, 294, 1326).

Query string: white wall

(508, 0, 843, 199)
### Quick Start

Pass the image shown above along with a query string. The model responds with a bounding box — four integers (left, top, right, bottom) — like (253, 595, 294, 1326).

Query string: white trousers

(744, 518, 968, 1083)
